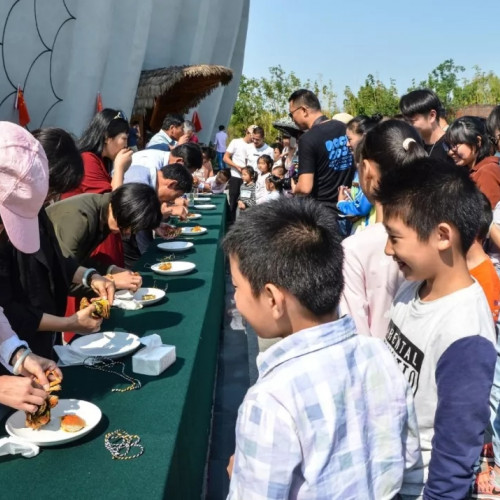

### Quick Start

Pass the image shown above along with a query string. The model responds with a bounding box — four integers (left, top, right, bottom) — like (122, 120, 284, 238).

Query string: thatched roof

(132, 64, 233, 130)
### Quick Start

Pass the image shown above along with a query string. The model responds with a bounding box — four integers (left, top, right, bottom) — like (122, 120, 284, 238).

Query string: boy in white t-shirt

(202, 169, 230, 194)
(376, 158, 496, 499)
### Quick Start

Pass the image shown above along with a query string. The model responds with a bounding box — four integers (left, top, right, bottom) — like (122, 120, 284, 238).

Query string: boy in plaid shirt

(224, 197, 421, 499)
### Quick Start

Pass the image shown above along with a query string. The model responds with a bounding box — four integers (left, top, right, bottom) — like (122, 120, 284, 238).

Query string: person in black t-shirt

(288, 89, 354, 212)
(399, 89, 454, 165)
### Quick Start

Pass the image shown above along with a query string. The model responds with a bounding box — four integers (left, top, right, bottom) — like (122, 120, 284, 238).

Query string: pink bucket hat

(0, 121, 49, 253)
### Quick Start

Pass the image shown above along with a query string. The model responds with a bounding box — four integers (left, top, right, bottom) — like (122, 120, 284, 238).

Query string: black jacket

(0, 210, 78, 359)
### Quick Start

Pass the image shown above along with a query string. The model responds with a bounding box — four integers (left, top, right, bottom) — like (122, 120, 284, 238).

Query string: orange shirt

(470, 258, 500, 323)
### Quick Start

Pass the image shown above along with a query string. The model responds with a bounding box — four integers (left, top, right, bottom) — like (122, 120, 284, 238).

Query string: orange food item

(192, 226, 202, 232)
(60, 414, 86, 432)
(159, 262, 172, 271)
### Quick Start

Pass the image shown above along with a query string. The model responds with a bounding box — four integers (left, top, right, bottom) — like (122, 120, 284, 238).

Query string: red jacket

(471, 156, 500, 208)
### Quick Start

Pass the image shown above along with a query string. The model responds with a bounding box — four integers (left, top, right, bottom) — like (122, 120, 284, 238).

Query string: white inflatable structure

(0, 0, 249, 142)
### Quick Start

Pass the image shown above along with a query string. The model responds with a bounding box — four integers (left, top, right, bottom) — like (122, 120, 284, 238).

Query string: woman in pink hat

(0, 121, 115, 367)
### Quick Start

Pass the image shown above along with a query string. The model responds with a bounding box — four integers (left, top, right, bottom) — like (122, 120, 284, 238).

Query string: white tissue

(113, 298, 143, 310)
(0, 436, 39, 458)
(132, 334, 176, 376)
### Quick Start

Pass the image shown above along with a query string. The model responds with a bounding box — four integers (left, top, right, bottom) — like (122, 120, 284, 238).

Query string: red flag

(14, 86, 30, 127)
(192, 111, 202, 132)
(96, 91, 103, 113)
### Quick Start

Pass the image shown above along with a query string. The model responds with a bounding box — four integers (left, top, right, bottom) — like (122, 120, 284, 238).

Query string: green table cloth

(0, 195, 228, 500)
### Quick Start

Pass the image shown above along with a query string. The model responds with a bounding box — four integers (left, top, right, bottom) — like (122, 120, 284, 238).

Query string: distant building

(0, 0, 249, 143)
(455, 105, 495, 119)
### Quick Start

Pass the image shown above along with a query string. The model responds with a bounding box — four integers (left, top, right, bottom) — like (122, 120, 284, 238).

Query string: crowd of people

(3, 86, 500, 499)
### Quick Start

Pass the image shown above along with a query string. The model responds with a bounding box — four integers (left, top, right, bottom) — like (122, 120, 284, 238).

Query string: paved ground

(205, 275, 255, 499)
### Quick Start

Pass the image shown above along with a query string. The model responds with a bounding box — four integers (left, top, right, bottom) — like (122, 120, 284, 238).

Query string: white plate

(186, 213, 202, 220)
(157, 241, 194, 253)
(6, 399, 102, 447)
(132, 287, 166, 306)
(71, 331, 140, 358)
(151, 261, 196, 276)
(194, 204, 216, 210)
(181, 226, 207, 236)
(194, 197, 210, 202)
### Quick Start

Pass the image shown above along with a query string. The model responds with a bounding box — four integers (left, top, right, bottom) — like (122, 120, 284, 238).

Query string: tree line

(229, 59, 500, 139)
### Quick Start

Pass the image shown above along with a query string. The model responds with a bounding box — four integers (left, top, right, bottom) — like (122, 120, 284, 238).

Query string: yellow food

(159, 262, 172, 271)
(191, 226, 203, 232)
(26, 369, 61, 430)
(142, 294, 156, 301)
(80, 297, 111, 319)
(60, 414, 86, 432)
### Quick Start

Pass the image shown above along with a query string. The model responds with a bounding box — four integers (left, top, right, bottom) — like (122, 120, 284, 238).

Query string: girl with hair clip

(255, 154, 273, 204)
(237, 167, 257, 212)
(445, 116, 500, 207)
(340, 120, 427, 338)
(338, 114, 383, 233)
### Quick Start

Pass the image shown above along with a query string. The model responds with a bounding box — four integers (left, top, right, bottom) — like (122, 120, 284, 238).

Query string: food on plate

(26, 369, 62, 430)
(187, 213, 198, 218)
(60, 414, 86, 432)
(80, 297, 111, 319)
(160, 226, 182, 239)
(142, 294, 156, 301)
(191, 226, 203, 232)
(159, 262, 172, 271)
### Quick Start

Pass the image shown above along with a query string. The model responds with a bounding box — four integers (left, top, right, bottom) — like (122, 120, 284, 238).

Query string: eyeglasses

(443, 142, 460, 153)
(490, 133, 500, 145)
(288, 106, 304, 119)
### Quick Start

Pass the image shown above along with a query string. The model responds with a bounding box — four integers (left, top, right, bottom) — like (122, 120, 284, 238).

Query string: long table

(1, 195, 228, 499)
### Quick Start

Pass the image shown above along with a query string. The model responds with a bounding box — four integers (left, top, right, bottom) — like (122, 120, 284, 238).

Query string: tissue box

(132, 344, 176, 376)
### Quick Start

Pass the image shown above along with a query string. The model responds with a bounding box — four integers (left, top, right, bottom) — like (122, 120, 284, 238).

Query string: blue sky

(242, 0, 500, 107)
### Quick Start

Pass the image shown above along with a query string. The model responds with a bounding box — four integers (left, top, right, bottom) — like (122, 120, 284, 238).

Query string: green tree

(229, 65, 338, 140)
(454, 66, 500, 107)
(408, 58, 465, 113)
(343, 75, 399, 117)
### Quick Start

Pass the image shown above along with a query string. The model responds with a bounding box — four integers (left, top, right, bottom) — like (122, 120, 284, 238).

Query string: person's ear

(436, 222, 453, 251)
(477, 135, 482, 148)
(164, 179, 178, 190)
(429, 109, 437, 123)
(263, 283, 286, 321)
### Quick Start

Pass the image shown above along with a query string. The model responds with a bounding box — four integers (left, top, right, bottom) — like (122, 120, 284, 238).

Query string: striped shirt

(228, 316, 421, 500)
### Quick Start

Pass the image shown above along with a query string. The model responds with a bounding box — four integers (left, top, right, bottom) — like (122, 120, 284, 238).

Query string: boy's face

(383, 215, 440, 281)
(406, 113, 434, 140)
(229, 256, 280, 338)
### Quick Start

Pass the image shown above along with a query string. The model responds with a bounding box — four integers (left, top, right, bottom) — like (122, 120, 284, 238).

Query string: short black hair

(272, 165, 286, 177)
(32, 127, 83, 198)
(253, 126, 265, 137)
(445, 116, 493, 164)
(162, 114, 184, 130)
(359, 119, 427, 175)
(223, 197, 344, 316)
(217, 168, 231, 181)
(218, 125, 225, 131)
(288, 89, 321, 111)
(110, 183, 162, 233)
(201, 145, 216, 161)
(375, 157, 483, 254)
(271, 142, 283, 153)
(159, 164, 193, 193)
(399, 89, 443, 119)
(477, 192, 493, 242)
(170, 142, 202, 171)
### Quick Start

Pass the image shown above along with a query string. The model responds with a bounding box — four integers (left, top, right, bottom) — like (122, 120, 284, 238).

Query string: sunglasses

(288, 106, 304, 119)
